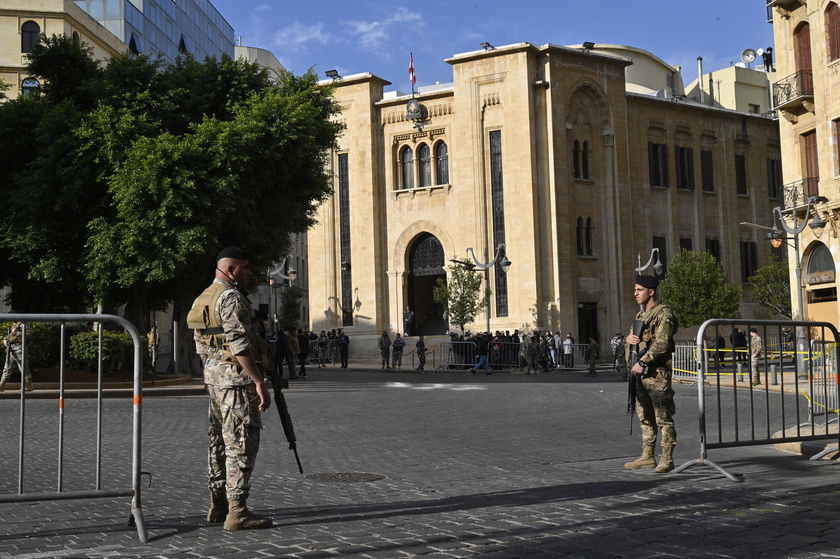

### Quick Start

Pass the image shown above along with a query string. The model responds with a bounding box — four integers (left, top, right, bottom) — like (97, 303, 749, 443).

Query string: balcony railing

(772, 70, 814, 109)
(782, 178, 820, 210)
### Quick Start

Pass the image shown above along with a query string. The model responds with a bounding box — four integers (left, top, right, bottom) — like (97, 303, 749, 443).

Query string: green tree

(0, 36, 343, 352)
(658, 249, 741, 327)
(748, 254, 792, 319)
(433, 259, 489, 335)
(279, 285, 304, 332)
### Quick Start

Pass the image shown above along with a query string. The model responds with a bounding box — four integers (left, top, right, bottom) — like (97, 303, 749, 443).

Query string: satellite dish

(734, 62, 747, 68)
(740, 48, 757, 66)
(756, 48, 765, 56)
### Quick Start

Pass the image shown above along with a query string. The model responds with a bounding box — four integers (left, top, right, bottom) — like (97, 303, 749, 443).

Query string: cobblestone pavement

(1, 369, 840, 558)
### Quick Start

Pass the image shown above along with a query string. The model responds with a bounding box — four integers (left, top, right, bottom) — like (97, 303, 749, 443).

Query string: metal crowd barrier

(439, 340, 589, 371)
(673, 318, 840, 482)
(308, 339, 337, 366)
(0, 314, 148, 542)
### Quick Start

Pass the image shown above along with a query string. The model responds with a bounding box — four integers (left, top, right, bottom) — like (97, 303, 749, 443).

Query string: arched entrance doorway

(407, 233, 447, 335)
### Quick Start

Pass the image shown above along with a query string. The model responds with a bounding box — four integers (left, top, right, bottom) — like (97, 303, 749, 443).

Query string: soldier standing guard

(188, 247, 273, 531)
(0, 322, 33, 392)
(415, 335, 427, 372)
(624, 275, 679, 474)
(749, 327, 764, 386)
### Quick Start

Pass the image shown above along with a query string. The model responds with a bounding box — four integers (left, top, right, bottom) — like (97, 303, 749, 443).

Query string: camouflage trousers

(1, 345, 32, 384)
(633, 367, 676, 448)
(206, 383, 262, 501)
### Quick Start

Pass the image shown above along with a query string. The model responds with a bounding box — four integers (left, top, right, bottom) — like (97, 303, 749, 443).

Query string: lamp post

(740, 194, 827, 372)
(459, 244, 512, 334)
(634, 248, 663, 310)
(269, 256, 298, 332)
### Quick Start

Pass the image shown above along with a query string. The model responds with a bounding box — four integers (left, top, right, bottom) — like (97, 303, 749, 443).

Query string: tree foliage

(433, 260, 489, 335)
(748, 255, 792, 319)
(658, 250, 741, 327)
(279, 285, 304, 333)
(0, 35, 343, 341)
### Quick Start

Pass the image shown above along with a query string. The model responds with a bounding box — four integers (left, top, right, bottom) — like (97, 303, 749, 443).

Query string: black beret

(216, 247, 250, 262)
(635, 275, 659, 289)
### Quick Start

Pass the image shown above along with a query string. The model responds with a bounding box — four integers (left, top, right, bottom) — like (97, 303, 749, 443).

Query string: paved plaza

(1, 368, 840, 558)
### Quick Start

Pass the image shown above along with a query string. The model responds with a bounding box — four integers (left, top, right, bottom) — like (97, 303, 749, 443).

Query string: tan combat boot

(655, 445, 675, 473)
(624, 445, 657, 469)
(0, 381, 6, 393)
(223, 499, 273, 531)
(206, 491, 228, 523)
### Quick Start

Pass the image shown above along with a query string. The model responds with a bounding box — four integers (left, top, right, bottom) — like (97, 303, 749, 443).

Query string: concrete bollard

(770, 364, 778, 386)
(737, 362, 744, 382)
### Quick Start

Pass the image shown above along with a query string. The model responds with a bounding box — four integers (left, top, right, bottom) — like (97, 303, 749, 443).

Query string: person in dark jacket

(337, 329, 350, 368)
(297, 329, 309, 378)
(469, 333, 492, 375)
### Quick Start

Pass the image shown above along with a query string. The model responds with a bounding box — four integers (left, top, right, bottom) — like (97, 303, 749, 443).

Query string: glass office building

(74, 0, 234, 62)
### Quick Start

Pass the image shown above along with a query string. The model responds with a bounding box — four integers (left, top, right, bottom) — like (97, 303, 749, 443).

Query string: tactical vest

(188, 282, 239, 365)
(187, 281, 276, 375)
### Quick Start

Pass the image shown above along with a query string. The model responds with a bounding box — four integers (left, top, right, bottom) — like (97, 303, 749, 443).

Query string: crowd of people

(267, 327, 353, 377)
(443, 329, 601, 375)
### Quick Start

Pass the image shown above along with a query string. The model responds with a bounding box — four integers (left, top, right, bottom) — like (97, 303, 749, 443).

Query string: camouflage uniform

(193, 279, 263, 502)
(392, 335, 406, 368)
(0, 322, 33, 389)
(750, 331, 763, 384)
(629, 302, 678, 449)
(415, 338, 427, 371)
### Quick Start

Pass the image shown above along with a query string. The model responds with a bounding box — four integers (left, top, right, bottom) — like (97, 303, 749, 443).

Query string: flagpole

(409, 52, 416, 96)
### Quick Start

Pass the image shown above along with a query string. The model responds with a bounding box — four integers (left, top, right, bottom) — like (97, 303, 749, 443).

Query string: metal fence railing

(673, 319, 840, 482)
(438, 340, 591, 371)
(0, 314, 148, 542)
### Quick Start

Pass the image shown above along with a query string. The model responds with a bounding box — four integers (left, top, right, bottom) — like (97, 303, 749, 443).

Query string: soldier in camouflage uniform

(749, 327, 763, 385)
(189, 247, 273, 531)
(0, 322, 33, 392)
(624, 275, 679, 474)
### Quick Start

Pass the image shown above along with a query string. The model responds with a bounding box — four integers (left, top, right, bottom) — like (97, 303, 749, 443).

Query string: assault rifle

(627, 319, 646, 435)
(265, 363, 304, 474)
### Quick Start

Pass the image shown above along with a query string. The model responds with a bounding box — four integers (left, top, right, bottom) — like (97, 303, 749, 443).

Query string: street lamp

(635, 248, 664, 276)
(457, 244, 512, 334)
(634, 248, 663, 310)
(269, 256, 298, 332)
(740, 194, 828, 372)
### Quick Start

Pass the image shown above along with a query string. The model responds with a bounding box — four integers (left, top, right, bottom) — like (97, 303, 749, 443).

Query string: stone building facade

(769, 0, 840, 326)
(309, 42, 782, 353)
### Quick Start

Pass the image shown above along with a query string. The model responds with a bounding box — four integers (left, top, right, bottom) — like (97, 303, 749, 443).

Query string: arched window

(795, 23, 811, 69)
(435, 142, 449, 184)
(576, 217, 585, 255)
(585, 218, 594, 255)
(72, 31, 80, 46)
(418, 144, 432, 187)
(806, 243, 838, 303)
(807, 243, 835, 276)
(21, 21, 40, 53)
(829, 3, 840, 62)
(573, 140, 581, 178)
(21, 77, 40, 97)
(400, 146, 414, 189)
(582, 141, 591, 179)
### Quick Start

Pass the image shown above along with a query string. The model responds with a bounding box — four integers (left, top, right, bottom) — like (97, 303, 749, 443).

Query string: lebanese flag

(409, 53, 416, 85)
